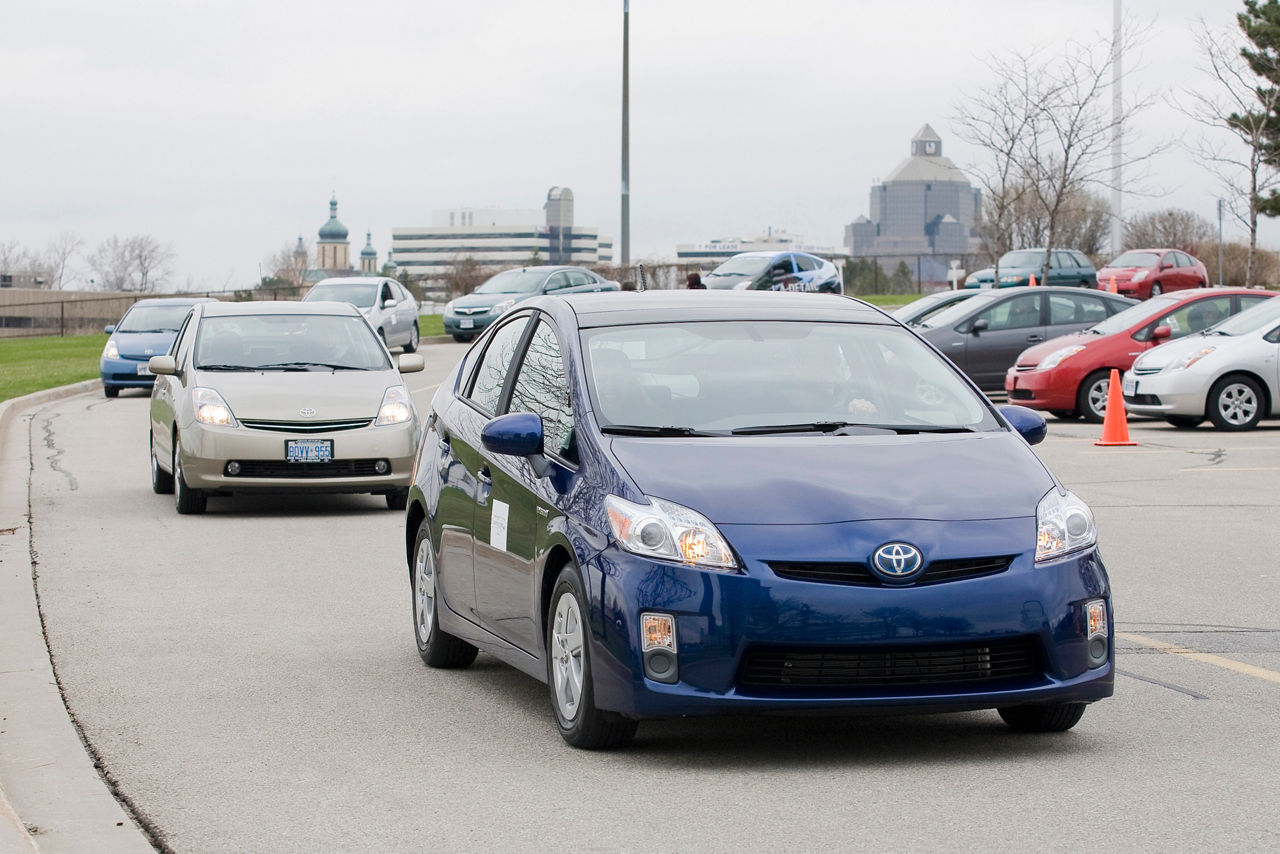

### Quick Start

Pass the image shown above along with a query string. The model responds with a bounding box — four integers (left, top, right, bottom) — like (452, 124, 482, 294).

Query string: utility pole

(1110, 0, 1123, 256)
(1218, 199, 1225, 286)
(620, 0, 630, 266)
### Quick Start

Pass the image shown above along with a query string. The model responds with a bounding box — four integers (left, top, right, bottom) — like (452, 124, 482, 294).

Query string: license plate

(136, 363, 152, 376)
(460, 318, 474, 329)
(286, 439, 332, 463)
(1122, 376, 1136, 397)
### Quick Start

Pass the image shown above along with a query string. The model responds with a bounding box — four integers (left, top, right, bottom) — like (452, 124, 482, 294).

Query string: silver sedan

(1122, 295, 1280, 430)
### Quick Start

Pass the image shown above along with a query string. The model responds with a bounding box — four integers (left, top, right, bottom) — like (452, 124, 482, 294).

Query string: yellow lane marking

(1118, 632, 1280, 685)
(1177, 467, 1280, 473)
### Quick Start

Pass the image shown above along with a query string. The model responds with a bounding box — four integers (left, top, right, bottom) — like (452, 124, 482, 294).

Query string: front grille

(1124, 393, 1161, 406)
(738, 637, 1044, 690)
(769, 555, 1013, 587)
(238, 418, 371, 433)
(1009, 388, 1034, 400)
(227, 459, 387, 478)
(453, 306, 489, 316)
(1131, 366, 1162, 376)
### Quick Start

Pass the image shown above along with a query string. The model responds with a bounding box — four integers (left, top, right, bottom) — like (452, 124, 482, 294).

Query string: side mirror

(148, 355, 177, 376)
(970, 318, 990, 334)
(383, 298, 397, 308)
(397, 353, 424, 373)
(104, 325, 116, 334)
(1151, 325, 1172, 341)
(481, 412, 546, 472)
(998, 404, 1047, 445)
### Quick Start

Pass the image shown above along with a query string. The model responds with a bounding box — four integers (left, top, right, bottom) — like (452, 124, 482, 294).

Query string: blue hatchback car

(100, 297, 215, 397)
(406, 291, 1113, 748)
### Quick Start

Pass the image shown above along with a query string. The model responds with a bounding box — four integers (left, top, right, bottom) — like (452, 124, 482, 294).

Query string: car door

(793, 253, 820, 291)
(448, 312, 537, 623)
(150, 309, 197, 469)
(963, 291, 1046, 389)
(390, 281, 414, 340)
(473, 318, 576, 653)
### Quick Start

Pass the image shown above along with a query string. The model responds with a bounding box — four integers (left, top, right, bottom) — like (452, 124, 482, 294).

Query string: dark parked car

(100, 297, 216, 398)
(443, 266, 619, 342)
(917, 286, 1136, 390)
(1096, 249, 1211, 299)
(405, 290, 1113, 749)
(965, 249, 1098, 289)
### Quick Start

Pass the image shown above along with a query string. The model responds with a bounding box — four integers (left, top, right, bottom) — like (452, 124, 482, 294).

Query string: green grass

(0, 334, 107, 403)
(417, 314, 444, 337)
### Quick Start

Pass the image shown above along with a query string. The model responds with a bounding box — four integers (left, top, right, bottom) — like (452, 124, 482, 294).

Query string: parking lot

(9, 343, 1280, 852)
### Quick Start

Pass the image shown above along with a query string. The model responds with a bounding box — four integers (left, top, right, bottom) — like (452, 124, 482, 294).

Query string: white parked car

(303, 277, 420, 352)
(1122, 295, 1280, 430)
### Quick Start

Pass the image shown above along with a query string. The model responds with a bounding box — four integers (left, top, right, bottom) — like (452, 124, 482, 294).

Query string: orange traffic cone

(1029, 274, 1038, 287)
(1094, 368, 1138, 446)
(1109, 275, 1118, 294)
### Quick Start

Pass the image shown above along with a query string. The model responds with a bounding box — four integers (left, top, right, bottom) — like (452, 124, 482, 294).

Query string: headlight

(1037, 345, 1085, 371)
(1132, 270, 1148, 282)
(1036, 489, 1096, 561)
(375, 385, 414, 425)
(102, 340, 118, 360)
(492, 299, 516, 315)
(192, 387, 237, 427)
(605, 495, 738, 571)
(444, 300, 455, 314)
(999, 275, 1022, 284)
(1164, 346, 1216, 372)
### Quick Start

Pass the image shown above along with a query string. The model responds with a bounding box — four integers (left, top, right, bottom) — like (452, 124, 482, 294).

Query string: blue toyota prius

(405, 291, 1113, 749)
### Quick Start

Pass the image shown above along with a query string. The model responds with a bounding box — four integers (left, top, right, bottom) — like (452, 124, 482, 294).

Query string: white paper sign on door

(490, 500, 509, 552)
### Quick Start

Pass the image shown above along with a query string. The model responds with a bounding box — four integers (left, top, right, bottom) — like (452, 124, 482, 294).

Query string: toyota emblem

(299, 407, 317, 418)
(870, 543, 924, 581)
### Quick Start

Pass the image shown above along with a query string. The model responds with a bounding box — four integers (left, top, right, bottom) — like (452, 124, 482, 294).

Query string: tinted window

(1049, 294, 1110, 326)
(1153, 296, 1231, 339)
(544, 272, 572, 292)
(1073, 252, 1092, 268)
(117, 303, 195, 333)
(467, 316, 531, 413)
(1240, 294, 1273, 311)
(509, 321, 575, 462)
(1051, 253, 1068, 269)
(794, 254, 818, 272)
(976, 293, 1042, 330)
(566, 270, 594, 287)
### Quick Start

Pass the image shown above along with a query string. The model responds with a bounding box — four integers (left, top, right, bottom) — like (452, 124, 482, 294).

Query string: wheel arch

(538, 543, 577, 652)
(1207, 370, 1272, 416)
(405, 498, 427, 580)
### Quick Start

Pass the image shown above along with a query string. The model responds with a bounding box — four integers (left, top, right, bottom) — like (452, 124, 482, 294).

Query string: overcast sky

(0, 0, 1266, 290)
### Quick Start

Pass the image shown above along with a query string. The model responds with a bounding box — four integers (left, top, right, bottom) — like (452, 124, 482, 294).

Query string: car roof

(311, 277, 389, 286)
(199, 300, 361, 318)
(544, 290, 896, 328)
(128, 296, 217, 306)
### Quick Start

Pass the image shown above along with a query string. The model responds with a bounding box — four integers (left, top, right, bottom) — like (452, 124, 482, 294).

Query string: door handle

(1026, 335, 1043, 343)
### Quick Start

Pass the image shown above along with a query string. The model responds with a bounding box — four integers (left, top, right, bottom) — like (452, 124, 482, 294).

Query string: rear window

(304, 283, 378, 308)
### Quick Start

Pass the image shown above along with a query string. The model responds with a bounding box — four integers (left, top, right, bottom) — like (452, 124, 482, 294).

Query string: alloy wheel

(1086, 377, 1109, 420)
(1217, 383, 1258, 426)
(550, 592, 585, 721)
(414, 537, 436, 643)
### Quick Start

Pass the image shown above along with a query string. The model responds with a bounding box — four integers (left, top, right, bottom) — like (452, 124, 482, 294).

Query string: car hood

(1131, 333, 1231, 371)
(112, 331, 177, 359)
(196, 370, 400, 421)
(452, 292, 531, 309)
(608, 432, 1053, 525)
(703, 274, 753, 290)
(1014, 331, 1095, 367)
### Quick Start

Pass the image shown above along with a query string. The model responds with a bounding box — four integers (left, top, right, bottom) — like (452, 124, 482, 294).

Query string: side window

(770, 255, 795, 277)
(509, 320, 576, 463)
(544, 272, 570, 292)
(978, 293, 1042, 331)
(1264, 325, 1280, 344)
(1073, 251, 1091, 269)
(466, 315, 532, 414)
(1240, 294, 1273, 312)
(1156, 296, 1231, 339)
(171, 313, 194, 360)
(1051, 252, 1068, 269)
(381, 282, 394, 303)
(794, 254, 818, 272)
(566, 270, 593, 287)
(1050, 294, 1109, 326)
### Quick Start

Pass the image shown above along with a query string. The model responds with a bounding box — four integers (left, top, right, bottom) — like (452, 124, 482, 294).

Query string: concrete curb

(0, 380, 156, 853)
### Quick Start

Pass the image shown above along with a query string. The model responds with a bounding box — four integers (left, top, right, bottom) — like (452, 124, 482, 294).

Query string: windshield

(998, 250, 1045, 268)
(1084, 293, 1181, 336)
(582, 321, 996, 433)
(707, 256, 771, 277)
(194, 314, 391, 371)
(116, 304, 195, 333)
(475, 269, 547, 294)
(920, 291, 1000, 328)
(1204, 294, 1280, 336)
(304, 283, 378, 308)
(1106, 251, 1160, 268)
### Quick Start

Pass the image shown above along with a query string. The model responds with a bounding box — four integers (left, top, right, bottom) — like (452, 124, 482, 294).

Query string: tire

(411, 519, 477, 668)
(998, 702, 1087, 733)
(1207, 375, 1265, 431)
(451, 333, 474, 343)
(1050, 409, 1080, 420)
(1076, 370, 1112, 424)
(1150, 282, 1163, 297)
(150, 433, 173, 494)
(104, 385, 119, 398)
(547, 566, 638, 749)
(403, 322, 420, 354)
(1165, 415, 1204, 429)
(173, 434, 207, 515)
(386, 489, 408, 511)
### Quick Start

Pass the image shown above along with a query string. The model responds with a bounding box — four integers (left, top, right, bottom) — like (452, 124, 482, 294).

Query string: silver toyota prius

(147, 300, 423, 514)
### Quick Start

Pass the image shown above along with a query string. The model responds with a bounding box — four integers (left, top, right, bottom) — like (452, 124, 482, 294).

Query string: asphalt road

(26, 345, 1280, 852)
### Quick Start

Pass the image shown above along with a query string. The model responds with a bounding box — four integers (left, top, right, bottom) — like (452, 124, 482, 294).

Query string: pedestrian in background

(686, 272, 705, 289)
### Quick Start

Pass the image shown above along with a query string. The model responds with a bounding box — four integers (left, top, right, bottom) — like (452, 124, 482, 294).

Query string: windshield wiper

(127, 328, 179, 334)
(254, 361, 369, 371)
(600, 424, 725, 437)
(731, 421, 976, 436)
(197, 363, 253, 371)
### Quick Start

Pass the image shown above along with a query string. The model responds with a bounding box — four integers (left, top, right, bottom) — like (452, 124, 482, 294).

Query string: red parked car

(1096, 248, 1210, 299)
(1006, 288, 1274, 422)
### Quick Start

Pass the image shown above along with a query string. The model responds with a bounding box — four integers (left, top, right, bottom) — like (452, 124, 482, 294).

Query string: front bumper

(1121, 370, 1207, 417)
(1005, 367, 1076, 410)
(443, 312, 497, 337)
(177, 419, 419, 493)
(584, 520, 1114, 720)
(101, 357, 156, 390)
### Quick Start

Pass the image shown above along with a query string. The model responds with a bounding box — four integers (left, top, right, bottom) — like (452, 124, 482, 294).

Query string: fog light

(641, 613, 678, 684)
(1085, 599, 1108, 667)
(374, 459, 389, 474)
(225, 461, 241, 476)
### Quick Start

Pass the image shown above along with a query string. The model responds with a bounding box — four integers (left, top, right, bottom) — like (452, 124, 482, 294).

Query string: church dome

(318, 195, 349, 241)
(360, 231, 377, 258)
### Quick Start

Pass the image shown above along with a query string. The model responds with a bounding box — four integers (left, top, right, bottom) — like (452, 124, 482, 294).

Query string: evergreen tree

(1238, 0, 1280, 215)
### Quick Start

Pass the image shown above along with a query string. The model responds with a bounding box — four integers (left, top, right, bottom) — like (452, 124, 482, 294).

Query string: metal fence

(843, 253, 990, 296)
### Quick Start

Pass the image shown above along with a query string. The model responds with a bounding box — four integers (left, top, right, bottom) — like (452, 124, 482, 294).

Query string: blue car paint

(101, 330, 183, 393)
(408, 293, 1113, 721)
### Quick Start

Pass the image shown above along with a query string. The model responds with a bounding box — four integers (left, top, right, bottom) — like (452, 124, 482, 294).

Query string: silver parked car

(147, 301, 424, 514)
(303, 276, 421, 352)
(1122, 295, 1280, 430)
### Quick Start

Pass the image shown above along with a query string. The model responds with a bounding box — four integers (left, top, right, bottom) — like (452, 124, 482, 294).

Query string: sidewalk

(0, 381, 156, 853)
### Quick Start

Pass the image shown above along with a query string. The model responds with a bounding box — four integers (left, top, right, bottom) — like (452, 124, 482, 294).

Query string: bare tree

(88, 234, 174, 292)
(130, 235, 173, 292)
(1123, 208, 1216, 255)
(1174, 23, 1280, 288)
(43, 232, 82, 290)
(978, 187, 1111, 262)
(88, 236, 134, 291)
(445, 255, 490, 297)
(263, 239, 312, 289)
(0, 240, 40, 276)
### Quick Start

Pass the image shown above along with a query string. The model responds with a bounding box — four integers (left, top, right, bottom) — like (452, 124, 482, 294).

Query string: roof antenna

(636, 263, 649, 292)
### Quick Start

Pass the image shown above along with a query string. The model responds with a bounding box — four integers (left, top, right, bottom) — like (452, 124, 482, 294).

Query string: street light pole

(620, 0, 630, 266)
(1110, 0, 1123, 256)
